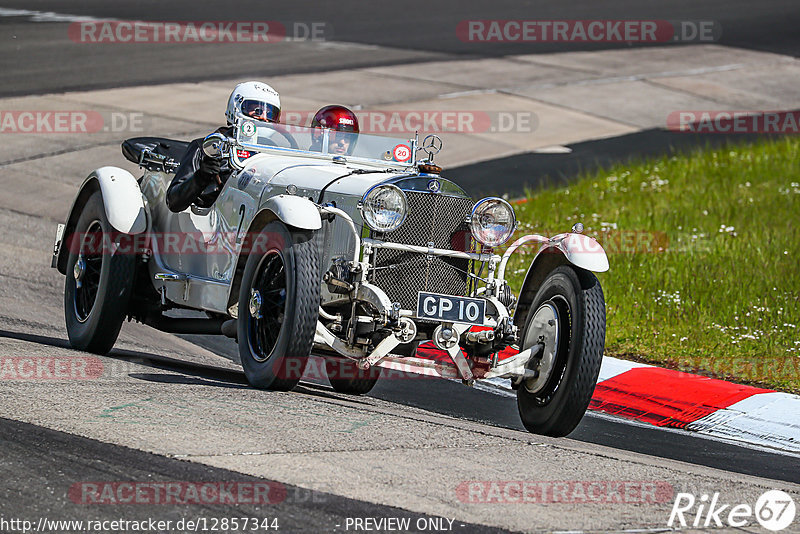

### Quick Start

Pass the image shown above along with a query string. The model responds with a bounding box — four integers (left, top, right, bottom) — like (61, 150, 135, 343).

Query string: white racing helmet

(225, 81, 281, 124)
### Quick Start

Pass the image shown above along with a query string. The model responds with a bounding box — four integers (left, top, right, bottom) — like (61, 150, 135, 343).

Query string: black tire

(516, 265, 605, 437)
(64, 191, 135, 354)
(325, 358, 381, 395)
(238, 221, 319, 391)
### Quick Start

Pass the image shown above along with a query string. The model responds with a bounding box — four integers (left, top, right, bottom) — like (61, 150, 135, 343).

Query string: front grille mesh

(371, 192, 474, 310)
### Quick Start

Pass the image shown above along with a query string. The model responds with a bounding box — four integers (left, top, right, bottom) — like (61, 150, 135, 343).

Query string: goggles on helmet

(241, 100, 280, 122)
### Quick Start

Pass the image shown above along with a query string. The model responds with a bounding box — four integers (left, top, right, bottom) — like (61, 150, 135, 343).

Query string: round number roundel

(393, 144, 411, 162)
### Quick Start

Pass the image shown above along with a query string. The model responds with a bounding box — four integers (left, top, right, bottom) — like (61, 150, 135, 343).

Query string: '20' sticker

(392, 144, 411, 162)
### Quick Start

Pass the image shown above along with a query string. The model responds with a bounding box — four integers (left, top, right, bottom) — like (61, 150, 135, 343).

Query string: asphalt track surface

(1, 1, 799, 531)
(0, 416, 509, 533)
(182, 335, 800, 486)
(0, 0, 799, 96)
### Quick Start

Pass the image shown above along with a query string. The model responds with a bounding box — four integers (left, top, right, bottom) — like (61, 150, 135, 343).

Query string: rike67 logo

(669, 490, 796, 531)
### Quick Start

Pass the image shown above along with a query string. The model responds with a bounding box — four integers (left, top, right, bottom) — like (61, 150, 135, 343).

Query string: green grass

(505, 137, 800, 393)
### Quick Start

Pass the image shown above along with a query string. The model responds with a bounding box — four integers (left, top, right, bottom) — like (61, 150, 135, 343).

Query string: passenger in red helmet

(310, 105, 359, 155)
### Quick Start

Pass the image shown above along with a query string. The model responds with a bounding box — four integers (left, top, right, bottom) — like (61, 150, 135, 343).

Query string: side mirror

(201, 133, 230, 159)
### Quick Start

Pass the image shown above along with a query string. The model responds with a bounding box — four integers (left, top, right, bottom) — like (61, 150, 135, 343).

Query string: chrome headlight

(359, 184, 408, 232)
(470, 197, 516, 247)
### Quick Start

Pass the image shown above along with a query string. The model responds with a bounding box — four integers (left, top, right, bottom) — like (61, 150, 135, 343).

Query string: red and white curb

(481, 357, 800, 454)
(591, 357, 800, 454)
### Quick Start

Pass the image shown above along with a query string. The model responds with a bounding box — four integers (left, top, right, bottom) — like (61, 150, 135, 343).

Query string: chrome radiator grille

(371, 192, 474, 310)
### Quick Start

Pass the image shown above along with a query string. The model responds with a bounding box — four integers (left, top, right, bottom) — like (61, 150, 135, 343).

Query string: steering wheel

(264, 123, 299, 149)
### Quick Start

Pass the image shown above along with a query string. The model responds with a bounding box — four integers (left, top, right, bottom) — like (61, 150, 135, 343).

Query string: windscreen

(233, 114, 416, 166)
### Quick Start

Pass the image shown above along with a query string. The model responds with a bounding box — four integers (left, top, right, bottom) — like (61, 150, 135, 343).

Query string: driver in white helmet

(166, 81, 281, 212)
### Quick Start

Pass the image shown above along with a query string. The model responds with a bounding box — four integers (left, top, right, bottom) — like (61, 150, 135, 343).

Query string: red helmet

(310, 105, 359, 155)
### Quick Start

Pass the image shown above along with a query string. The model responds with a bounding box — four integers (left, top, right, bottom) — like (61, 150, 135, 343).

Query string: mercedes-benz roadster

(51, 115, 609, 436)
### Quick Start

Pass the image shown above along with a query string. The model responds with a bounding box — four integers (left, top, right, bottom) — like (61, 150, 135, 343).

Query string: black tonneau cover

(121, 136, 190, 173)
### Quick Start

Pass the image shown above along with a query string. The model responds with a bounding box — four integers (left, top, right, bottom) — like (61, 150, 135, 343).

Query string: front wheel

(237, 221, 319, 391)
(516, 265, 605, 437)
(64, 191, 135, 354)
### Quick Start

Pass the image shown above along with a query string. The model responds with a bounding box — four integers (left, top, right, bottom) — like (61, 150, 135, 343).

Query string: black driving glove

(197, 155, 221, 185)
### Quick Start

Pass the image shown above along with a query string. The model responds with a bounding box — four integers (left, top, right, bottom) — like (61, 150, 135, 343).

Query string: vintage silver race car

(52, 115, 609, 436)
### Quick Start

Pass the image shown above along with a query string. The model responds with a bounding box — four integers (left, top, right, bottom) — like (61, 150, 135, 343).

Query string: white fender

(552, 232, 609, 273)
(503, 232, 608, 330)
(55, 167, 146, 274)
(86, 166, 147, 234)
(260, 194, 321, 230)
(498, 232, 609, 281)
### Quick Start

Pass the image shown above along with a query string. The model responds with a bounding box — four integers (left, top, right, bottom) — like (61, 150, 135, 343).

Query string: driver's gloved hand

(197, 155, 221, 185)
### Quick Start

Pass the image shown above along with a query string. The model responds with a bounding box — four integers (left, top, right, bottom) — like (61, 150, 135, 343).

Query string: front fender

(503, 233, 608, 329)
(260, 194, 322, 231)
(225, 194, 322, 310)
(56, 166, 146, 274)
(76, 167, 146, 234)
(552, 232, 609, 273)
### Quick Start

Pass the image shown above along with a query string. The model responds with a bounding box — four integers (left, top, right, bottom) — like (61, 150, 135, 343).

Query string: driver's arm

(166, 140, 220, 213)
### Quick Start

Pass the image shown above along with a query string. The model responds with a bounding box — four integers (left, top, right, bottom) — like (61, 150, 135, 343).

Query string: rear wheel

(516, 265, 605, 437)
(238, 221, 319, 391)
(64, 191, 135, 354)
(325, 358, 381, 395)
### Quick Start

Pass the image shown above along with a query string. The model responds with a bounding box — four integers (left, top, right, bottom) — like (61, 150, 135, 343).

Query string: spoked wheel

(238, 221, 319, 391)
(64, 191, 135, 354)
(250, 251, 287, 358)
(516, 265, 605, 437)
(73, 221, 104, 322)
(325, 357, 381, 395)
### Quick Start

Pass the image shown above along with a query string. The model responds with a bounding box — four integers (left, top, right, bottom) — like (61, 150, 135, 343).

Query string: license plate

(416, 292, 486, 325)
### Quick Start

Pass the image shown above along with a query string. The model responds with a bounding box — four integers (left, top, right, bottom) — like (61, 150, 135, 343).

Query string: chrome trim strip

(497, 234, 550, 280)
(362, 238, 493, 262)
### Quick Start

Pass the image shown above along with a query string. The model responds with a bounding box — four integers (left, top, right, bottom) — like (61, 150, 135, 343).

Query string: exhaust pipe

(145, 316, 238, 338)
